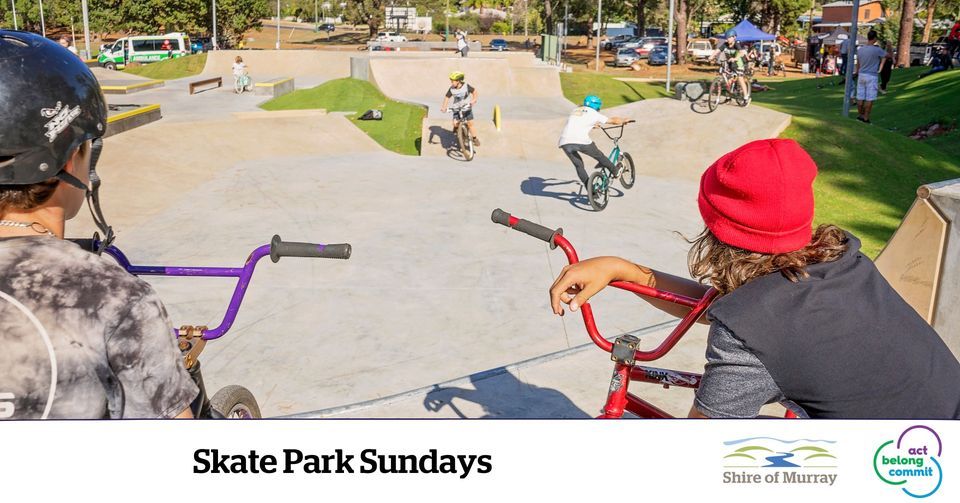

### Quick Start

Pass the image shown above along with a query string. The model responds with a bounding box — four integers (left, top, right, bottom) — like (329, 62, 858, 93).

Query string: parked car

(616, 36, 644, 50)
(637, 37, 667, 58)
(375, 32, 407, 42)
(604, 34, 633, 51)
(686, 39, 714, 61)
(317, 23, 336, 33)
(490, 38, 508, 51)
(615, 46, 640, 67)
(647, 44, 677, 65)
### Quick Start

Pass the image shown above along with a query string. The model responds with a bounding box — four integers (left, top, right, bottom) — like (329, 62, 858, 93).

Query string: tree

(217, 0, 271, 45)
(344, 0, 385, 37)
(676, 0, 688, 59)
(921, 0, 937, 42)
(896, 0, 916, 66)
(635, 0, 661, 35)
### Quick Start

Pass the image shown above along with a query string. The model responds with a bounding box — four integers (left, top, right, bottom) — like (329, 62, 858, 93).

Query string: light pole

(445, 0, 449, 39)
(10, 0, 17, 30)
(39, 0, 46, 36)
(81, 0, 91, 59)
(666, 0, 675, 92)
(276, 0, 281, 49)
(841, 0, 862, 117)
(315, 0, 318, 28)
(212, 0, 219, 50)
(594, 0, 602, 71)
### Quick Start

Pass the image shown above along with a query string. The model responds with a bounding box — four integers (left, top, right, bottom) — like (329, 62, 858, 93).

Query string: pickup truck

(686, 40, 714, 61)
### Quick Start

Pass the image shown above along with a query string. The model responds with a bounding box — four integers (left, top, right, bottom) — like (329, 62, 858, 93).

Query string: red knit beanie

(697, 139, 817, 254)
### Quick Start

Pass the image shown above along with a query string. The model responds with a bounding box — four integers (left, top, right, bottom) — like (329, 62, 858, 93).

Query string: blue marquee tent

(727, 20, 775, 42)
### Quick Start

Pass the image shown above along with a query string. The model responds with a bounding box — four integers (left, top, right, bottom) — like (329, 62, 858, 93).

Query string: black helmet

(0, 30, 107, 186)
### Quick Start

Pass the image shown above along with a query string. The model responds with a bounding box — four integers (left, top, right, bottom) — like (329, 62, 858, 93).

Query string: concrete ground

(82, 51, 790, 418)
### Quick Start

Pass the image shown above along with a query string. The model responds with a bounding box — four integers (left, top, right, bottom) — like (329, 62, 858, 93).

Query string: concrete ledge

(84, 59, 98, 68)
(365, 41, 482, 51)
(254, 77, 295, 98)
(104, 104, 161, 138)
(100, 79, 165, 94)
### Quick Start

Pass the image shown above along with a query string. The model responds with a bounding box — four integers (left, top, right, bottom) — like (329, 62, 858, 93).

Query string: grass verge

(560, 71, 669, 107)
(753, 67, 960, 257)
(123, 54, 207, 80)
(260, 78, 426, 156)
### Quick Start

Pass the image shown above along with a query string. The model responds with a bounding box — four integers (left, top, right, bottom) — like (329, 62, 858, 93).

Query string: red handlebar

(493, 209, 718, 362)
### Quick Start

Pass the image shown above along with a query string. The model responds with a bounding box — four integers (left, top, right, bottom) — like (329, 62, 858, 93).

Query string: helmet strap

(84, 138, 115, 255)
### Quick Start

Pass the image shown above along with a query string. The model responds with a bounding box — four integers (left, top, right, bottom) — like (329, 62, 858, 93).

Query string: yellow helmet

(449, 71, 465, 81)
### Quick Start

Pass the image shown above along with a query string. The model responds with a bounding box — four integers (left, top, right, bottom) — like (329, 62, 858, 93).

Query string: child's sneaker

(472, 136, 480, 146)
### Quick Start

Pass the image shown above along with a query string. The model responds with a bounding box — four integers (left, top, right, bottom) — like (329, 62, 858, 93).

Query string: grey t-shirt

(694, 321, 807, 418)
(857, 44, 888, 75)
(0, 237, 198, 419)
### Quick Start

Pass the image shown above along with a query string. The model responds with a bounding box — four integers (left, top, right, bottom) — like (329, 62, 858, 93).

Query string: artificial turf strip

(260, 78, 426, 156)
(559, 71, 669, 108)
(752, 67, 960, 257)
(122, 53, 207, 80)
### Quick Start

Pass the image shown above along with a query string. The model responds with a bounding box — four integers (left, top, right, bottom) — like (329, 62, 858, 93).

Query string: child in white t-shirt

(558, 94, 630, 186)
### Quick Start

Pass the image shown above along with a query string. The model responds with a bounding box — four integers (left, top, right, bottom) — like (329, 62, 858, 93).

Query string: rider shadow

(422, 369, 592, 418)
(690, 98, 714, 114)
(520, 176, 624, 212)
(427, 125, 469, 162)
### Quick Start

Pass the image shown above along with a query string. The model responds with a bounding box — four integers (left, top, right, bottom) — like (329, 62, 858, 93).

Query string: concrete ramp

(876, 178, 960, 359)
(201, 50, 351, 87)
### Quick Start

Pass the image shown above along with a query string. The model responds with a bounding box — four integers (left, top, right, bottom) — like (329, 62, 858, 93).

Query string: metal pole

(523, 0, 528, 37)
(445, 0, 449, 39)
(212, 0, 219, 50)
(276, 0, 281, 49)
(39, 0, 46, 36)
(666, 0, 675, 92)
(81, 0, 91, 59)
(594, 0, 601, 71)
(71, 17, 76, 45)
(842, 0, 861, 117)
(11, 0, 18, 30)
(315, 0, 318, 27)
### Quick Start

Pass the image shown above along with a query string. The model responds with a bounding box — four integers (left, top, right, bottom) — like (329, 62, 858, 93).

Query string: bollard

(493, 105, 502, 132)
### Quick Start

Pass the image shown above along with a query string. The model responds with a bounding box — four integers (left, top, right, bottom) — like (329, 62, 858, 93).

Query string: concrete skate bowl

(362, 54, 573, 120)
(202, 50, 352, 87)
(875, 178, 960, 359)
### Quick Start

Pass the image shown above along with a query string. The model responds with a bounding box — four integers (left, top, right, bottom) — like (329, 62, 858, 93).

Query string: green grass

(560, 71, 669, 107)
(123, 53, 207, 80)
(752, 67, 960, 257)
(260, 78, 425, 156)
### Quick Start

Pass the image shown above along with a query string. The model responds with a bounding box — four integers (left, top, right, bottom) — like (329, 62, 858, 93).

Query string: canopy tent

(726, 19, 775, 42)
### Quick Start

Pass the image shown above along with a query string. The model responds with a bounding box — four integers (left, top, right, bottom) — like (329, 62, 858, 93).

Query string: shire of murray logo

(873, 425, 943, 498)
(722, 437, 838, 486)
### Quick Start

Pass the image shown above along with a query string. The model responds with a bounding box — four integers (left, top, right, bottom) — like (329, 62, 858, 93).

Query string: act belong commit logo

(873, 425, 943, 498)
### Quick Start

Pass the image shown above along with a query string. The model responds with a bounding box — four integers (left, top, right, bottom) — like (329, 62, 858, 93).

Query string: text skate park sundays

(194, 449, 493, 478)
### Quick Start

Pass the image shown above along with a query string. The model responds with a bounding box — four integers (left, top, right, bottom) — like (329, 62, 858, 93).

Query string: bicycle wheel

(708, 78, 723, 113)
(234, 78, 243, 94)
(618, 152, 636, 189)
(587, 170, 609, 211)
(210, 385, 261, 418)
(457, 123, 474, 161)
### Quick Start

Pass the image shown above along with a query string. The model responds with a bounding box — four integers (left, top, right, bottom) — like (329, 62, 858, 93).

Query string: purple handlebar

(85, 235, 349, 341)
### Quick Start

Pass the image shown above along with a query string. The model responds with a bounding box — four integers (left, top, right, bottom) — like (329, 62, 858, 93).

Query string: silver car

(615, 47, 640, 67)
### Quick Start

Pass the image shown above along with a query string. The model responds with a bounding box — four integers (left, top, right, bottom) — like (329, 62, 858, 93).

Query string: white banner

(1, 420, 955, 501)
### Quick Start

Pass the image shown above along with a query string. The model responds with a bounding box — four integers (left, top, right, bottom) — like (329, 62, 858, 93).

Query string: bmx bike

(234, 73, 252, 94)
(73, 235, 351, 418)
(586, 121, 636, 212)
(451, 105, 476, 161)
(491, 209, 800, 419)
(708, 66, 749, 112)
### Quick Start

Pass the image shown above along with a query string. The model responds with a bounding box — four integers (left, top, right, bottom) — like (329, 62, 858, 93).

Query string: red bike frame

(492, 208, 719, 418)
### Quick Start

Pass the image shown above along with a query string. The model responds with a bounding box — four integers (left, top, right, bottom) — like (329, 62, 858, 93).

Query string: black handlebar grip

(490, 208, 563, 249)
(69, 238, 98, 252)
(270, 235, 352, 263)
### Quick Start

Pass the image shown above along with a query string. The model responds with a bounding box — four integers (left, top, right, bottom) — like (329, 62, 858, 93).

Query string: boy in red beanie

(549, 139, 960, 419)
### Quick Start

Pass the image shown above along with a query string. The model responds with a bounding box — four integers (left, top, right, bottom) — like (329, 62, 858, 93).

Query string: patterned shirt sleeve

(106, 293, 199, 418)
(694, 321, 785, 418)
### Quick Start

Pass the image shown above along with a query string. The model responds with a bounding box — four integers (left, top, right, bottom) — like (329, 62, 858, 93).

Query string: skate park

(79, 49, 960, 419)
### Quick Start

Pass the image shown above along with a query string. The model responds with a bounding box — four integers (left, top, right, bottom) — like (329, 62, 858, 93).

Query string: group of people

(3, 30, 959, 421)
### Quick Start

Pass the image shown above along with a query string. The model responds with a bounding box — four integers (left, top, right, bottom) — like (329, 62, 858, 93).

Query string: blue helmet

(583, 95, 602, 111)
(725, 29, 738, 39)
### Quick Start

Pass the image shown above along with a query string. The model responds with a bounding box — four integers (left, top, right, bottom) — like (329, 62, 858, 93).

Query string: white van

(98, 32, 191, 70)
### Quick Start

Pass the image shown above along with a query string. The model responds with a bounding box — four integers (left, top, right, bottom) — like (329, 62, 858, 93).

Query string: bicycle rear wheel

(708, 78, 723, 113)
(619, 152, 636, 189)
(587, 170, 609, 211)
(457, 123, 474, 161)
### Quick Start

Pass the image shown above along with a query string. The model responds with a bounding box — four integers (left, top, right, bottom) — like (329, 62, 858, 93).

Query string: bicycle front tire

(619, 152, 636, 189)
(457, 123, 474, 161)
(708, 78, 723, 113)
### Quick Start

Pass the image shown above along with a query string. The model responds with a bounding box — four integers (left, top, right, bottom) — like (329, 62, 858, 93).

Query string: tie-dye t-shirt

(0, 237, 198, 419)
